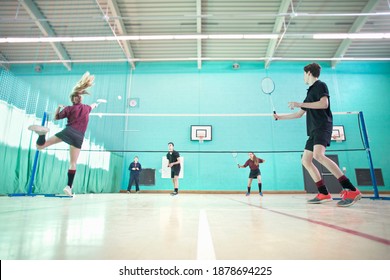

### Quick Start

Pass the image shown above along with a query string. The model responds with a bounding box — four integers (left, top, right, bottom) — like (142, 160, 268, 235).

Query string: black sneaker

(170, 191, 178, 196)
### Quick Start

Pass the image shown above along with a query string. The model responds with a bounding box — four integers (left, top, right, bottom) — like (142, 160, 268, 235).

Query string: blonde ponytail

(70, 71, 95, 104)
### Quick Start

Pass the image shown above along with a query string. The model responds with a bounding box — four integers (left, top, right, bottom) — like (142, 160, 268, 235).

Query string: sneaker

(126, 191, 130, 194)
(63, 186, 73, 196)
(307, 193, 332, 204)
(170, 191, 178, 196)
(245, 192, 250, 196)
(136, 190, 140, 194)
(28, 125, 49, 135)
(337, 189, 362, 207)
(259, 192, 263, 196)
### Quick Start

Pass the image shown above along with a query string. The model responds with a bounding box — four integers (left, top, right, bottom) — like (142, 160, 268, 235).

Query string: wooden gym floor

(0, 193, 389, 260)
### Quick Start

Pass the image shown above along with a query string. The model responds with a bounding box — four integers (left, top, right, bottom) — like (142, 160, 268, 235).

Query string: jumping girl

(28, 72, 99, 196)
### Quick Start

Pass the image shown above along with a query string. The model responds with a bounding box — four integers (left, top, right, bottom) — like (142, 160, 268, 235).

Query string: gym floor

(1, 193, 389, 260)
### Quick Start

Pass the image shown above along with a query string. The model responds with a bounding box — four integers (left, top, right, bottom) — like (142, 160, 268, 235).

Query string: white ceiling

(0, 0, 389, 70)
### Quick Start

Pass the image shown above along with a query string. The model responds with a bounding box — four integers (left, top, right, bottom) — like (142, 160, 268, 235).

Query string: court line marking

(197, 209, 216, 260)
(231, 198, 390, 246)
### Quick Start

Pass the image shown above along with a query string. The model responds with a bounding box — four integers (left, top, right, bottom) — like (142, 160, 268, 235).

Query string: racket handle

(273, 110, 278, 121)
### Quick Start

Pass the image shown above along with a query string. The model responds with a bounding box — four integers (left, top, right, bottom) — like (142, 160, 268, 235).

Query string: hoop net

(199, 136, 204, 143)
(332, 134, 344, 143)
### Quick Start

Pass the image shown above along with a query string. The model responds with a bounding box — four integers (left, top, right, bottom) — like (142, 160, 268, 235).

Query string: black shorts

(305, 129, 332, 152)
(55, 126, 84, 149)
(249, 169, 261, 178)
(171, 166, 181, 178)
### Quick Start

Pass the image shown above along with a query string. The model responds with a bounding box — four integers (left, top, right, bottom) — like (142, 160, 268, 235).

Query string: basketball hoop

(332, 134, 344, 143)
(198, 136, 204, 143)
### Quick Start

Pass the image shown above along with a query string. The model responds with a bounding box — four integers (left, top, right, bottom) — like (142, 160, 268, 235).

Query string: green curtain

(0, 101, 123, 195)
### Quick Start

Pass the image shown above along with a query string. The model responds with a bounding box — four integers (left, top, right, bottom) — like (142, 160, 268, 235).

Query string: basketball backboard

(190, 125, 212, 141)
(332, 125, 346, 141)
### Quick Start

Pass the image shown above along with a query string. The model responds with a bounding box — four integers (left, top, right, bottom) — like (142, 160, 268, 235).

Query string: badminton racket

(232, 152, 239, 167)
(261, 77, 277, 120)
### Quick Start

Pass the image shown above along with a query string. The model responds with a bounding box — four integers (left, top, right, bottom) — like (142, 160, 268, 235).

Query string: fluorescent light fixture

(45, 37, 73, 42)
(348, 33, 386, 39)
(173, 35, 208, 40)
(138, 35, 174, 40)
(118, 36, 141, 40)
(6, 37, 41, 43)
(313, 34, 348, 39)
(313, 33, 390, 39)
(0, 34, 280, 43)
(243, 34, 278, 39)
(72, 36, 108, 41)
(208, 34, 244, 39)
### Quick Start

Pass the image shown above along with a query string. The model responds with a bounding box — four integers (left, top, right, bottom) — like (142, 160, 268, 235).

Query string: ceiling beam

(264, 0, 291, 69)
(97, 0, 136, 69)
(20, 0, 71, 71)
(331, 0, 382, 68)
(196, 0, 202, 70)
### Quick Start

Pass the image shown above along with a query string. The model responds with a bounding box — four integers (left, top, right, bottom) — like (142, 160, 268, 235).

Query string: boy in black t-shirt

(167, 142, 181, 196)
(274, 63, 361, 207)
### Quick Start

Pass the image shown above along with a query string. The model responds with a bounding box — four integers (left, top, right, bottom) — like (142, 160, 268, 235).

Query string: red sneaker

(337, 189, 362, 207)
(307, 193, 333, 204)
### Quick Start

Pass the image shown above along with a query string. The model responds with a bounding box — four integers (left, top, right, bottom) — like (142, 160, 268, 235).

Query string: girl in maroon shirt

(28, 72, 98, 196)
(238, 152, 265, 196)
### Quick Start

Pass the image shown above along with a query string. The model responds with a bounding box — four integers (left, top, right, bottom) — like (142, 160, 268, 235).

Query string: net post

(26, 111, 47, 196)
(358, 111, 380, 199)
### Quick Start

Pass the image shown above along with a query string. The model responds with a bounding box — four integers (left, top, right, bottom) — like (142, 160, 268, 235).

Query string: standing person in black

(274, 62, 361, 207)
(127, 156, 142, 193)
(167, 142, 181, 196)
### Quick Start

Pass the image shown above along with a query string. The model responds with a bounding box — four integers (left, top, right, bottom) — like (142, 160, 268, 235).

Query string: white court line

(197, 209, 216, 260)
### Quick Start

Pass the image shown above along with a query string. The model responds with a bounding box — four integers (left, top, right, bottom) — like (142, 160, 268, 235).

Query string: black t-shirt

(302, 80, 333, 135)
(167, 150, 180, 168)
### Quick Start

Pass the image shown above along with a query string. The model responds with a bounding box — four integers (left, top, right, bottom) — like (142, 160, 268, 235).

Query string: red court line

(233, 199, 390, 246)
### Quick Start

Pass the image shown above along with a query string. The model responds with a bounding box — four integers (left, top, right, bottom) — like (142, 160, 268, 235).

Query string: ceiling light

(71, 36, 108, 42)
(117, 36, 140, 41)
(5, 38, 41, 43)
(313, 34, 348, 39)
(348, 33, 386, 39)
(243, 34, 278, 39)
(208, 34, 244, 39)
(173, 35, 208, 40)
(313, 33, 390, 39)
(138, 35, 174, 40)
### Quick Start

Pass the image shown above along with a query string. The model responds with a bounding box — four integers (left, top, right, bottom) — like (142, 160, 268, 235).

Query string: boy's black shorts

(305, 129, 332, 151)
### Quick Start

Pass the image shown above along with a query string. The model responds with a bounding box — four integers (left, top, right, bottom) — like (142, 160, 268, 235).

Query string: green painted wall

(5, 61, 390, 194)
